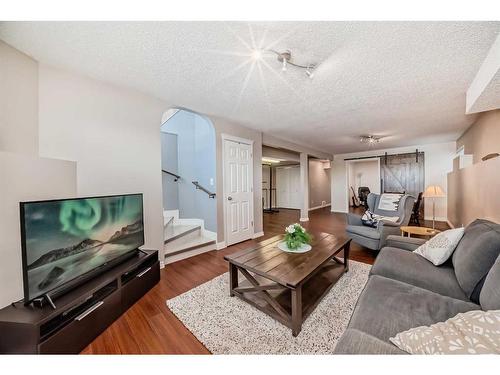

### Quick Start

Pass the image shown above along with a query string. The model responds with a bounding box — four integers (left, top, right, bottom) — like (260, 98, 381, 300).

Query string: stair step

(164, 216, 174, 227)
(164, 225, 201, 244)
(165, 237, 216, 258)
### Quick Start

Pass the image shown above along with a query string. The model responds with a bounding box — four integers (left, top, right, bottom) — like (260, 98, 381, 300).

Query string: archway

(160, 108, 217, 263)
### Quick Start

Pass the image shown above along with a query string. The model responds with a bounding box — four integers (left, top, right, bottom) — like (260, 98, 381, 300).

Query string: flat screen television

(20, 193, 144, 304)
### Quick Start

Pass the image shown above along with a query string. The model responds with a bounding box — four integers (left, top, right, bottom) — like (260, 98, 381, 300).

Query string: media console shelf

(0, 249, 160, 354)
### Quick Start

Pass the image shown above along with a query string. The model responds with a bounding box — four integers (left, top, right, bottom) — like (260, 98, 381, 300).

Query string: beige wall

(0, 40, 38, 155)
(262, 145, 300, 162)
(309, 159, 331, 209)
(448, 157, 500, 227)
(448, 109, 500, 227)
(457, 109, 500, 163)
(38, 64, 169, 257)
(262, 133, 333, 160)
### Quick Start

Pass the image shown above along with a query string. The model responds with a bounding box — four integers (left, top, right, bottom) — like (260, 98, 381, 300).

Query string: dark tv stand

(35, 294, 57, 310)
(0, 249, 160, 354)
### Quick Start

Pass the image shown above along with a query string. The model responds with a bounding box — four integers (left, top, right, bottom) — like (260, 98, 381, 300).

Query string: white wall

(0, 151, 76, 308)
(347, 159, 380, 202)
(332, 142, 456, 220)
(38, 64, 169, 258)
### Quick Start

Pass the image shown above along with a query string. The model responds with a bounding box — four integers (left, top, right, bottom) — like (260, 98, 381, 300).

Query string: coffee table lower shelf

(229, 259, 347, 336)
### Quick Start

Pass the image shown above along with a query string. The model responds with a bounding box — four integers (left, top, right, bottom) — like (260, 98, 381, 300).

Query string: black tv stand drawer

(39, 290, 121, 354)
(0, 249, 160, 354)
(121, 260, 160, 311)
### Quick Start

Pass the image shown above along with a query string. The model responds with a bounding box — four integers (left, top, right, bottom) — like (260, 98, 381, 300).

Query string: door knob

(227, 196, 233, 201)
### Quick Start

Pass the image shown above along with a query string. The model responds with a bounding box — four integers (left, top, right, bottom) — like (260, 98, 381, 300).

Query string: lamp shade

(423, 185, 446, 198)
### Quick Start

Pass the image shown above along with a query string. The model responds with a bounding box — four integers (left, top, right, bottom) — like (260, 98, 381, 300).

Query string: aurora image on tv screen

(21, 194, 144, 302)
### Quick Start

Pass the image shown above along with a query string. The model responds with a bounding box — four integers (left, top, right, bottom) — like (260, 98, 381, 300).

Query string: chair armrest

(378, 220, 400, 227)
(377, 223, 402, 248)
(385, 235, 427, 251)
(346, 212, 363, 226)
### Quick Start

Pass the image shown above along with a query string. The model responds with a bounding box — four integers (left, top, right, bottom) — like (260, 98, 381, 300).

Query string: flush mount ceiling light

(360, 135, 382, 145)
(251, 49, 317, 79)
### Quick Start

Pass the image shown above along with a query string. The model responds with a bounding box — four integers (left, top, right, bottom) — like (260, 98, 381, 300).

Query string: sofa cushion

(480, 255, 500, 311)
(345, 225, 380, 240)
(348, 275, 479, 342)
(371, 247, 469, 301)
(334, 328, 405, 355)
(452, 219, 500, 302)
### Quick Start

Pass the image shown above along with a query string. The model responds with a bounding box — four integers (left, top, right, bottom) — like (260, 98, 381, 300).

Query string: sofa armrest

(385, 235, 427, 251)
(346, 212, 363, 226)
(334, 328, 406, 355)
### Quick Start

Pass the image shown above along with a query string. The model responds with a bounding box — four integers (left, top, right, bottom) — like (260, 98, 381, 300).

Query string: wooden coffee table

(224, 232, 351, 336)
(400, 226, 440, 238)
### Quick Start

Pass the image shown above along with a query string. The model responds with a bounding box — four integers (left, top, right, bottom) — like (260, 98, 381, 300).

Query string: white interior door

(275, 166, 300, 209)
(288, 166, 301, 209)
(276, 167, 288, 208)
(224, 138, 254, 246)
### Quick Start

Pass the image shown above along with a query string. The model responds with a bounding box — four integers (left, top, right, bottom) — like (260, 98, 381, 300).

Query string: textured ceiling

(1, 21, 498, 154)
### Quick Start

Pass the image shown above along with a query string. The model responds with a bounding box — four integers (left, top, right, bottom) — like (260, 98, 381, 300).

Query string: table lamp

(423, 185, 446, 229)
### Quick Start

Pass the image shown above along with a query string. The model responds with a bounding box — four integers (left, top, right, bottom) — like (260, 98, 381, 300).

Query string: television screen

(20, 194, 144, 303)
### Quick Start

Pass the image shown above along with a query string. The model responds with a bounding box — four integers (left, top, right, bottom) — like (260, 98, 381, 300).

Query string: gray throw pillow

(452, 219, 500, 303)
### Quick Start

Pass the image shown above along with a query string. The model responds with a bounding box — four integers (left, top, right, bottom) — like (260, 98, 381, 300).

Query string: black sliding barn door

(380, 152, 424, 200)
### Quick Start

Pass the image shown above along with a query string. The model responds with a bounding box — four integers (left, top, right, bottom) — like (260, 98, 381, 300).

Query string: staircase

(163, 210, 216, 264)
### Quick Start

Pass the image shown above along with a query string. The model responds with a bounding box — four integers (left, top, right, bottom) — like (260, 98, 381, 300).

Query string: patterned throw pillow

(390, 310, 500, 354)
(413, 228, 465, 266)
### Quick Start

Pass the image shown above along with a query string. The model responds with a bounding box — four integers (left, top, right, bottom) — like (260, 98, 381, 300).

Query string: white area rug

(166, 260, 371, 354)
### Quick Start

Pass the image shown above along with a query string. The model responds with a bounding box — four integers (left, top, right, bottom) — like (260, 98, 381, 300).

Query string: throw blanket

(362, 210, 399, 228)
(378, 193, 404, 211)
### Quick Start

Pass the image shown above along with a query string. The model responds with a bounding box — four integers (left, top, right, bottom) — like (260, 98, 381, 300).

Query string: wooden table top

(224, 232, 350, 288)
(400, 226, 441, 236)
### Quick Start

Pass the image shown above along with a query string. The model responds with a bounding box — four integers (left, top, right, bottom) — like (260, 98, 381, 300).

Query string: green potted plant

(278, 223, 312, 253)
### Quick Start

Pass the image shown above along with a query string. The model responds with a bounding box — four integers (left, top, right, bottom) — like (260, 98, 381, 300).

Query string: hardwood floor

(81, 207, 445, 354)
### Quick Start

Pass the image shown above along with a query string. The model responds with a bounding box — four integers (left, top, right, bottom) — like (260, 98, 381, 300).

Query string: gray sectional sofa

(334, 219, 500, 354)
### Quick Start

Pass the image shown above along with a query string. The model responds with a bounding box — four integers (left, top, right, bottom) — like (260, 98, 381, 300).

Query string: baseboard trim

(309, 203, 331, 211)
(331, 209, 348, 214)
(252, 231, 264, 239)
(216, 241, 226, 250)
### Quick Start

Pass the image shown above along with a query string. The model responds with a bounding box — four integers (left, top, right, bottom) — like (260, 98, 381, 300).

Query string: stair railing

(162, 170, 181, 182)
(192, 181, 216, 199)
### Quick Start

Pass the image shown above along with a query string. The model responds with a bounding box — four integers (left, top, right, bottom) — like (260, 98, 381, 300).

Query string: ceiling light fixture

(262, 157, 283, 164)
(250, 48, 317, 79)
(250, 49, 263, 61)
(360, 135, 381, 146)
